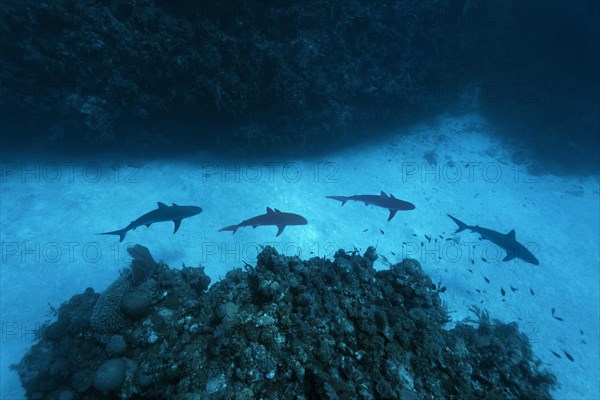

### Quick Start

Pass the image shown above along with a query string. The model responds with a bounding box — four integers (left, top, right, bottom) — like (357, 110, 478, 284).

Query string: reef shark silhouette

(219, 207, 308, 236)
(447, 214, 539, 265)
(100, 202, 202, 242)
(326, 191, 415, 221)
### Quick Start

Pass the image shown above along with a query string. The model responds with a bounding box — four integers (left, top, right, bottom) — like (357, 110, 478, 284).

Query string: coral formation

(2, 1, 595, 172)
(14, 245, 555, 399)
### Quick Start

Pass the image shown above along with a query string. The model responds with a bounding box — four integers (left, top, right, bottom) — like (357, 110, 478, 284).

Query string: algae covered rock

(105, 335, 126, 356)
(92, 358, 126, 393)
(121, 290, 153, 320)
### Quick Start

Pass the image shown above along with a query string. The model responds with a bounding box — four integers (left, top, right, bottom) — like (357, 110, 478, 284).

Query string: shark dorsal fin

(507, 230, 516, 239)
(266, 207, 275, 214)
(380, 191, 388, 197)
(157, 202, 168, 208)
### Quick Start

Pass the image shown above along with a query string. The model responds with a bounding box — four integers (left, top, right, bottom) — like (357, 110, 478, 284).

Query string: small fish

(476, 289, 482, 293)
(145, 363, 166, 374)
(438, 234, 443, 239)
(468, 269, 473, 273)
(510, 286, 518, 292)
(481, 257, 487, 262)
(380, 229, 385, 235)
(242, 261, 254, 272)
(412, 233, 417, 237)
(391, 251, 396, 256)
(550, 350, 562, 359)
(362, 228, 368, 232)
(580, 330, 584, 335)
(562, 350, 574, 362)
(500, 287, 506, 296)
(470, 259, 474, 264)
(425, 234, 431, 242)
(551, 308, 564, 321)
(530, 288, 535, 296)
(421, 242, 424, 247)
(484, 276, 490, 284)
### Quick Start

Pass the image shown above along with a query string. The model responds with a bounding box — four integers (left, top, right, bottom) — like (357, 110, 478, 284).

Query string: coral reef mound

(14, 245, 556, 399)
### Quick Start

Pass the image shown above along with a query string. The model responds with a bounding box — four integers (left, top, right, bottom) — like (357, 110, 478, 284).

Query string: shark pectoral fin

(173, 219, 182, 234)
(388, 209, 398, 221)
(145, 223, 152, 228)
(276, 225, 285, 237)
(502, 252, 516, 262)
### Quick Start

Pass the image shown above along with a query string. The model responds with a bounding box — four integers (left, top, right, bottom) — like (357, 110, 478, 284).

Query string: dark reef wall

(14, 245, 555, 399)
(1, 1, 598, 171)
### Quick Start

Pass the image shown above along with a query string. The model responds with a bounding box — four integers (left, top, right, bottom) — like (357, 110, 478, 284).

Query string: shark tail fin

(100, 229, 128, 242)
(447, 214, 469, 233)
(326, 196, 348, 206)
(218, 225, 239, 234)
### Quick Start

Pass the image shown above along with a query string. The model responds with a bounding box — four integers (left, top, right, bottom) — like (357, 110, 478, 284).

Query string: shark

(218, 207, 308, 237)
(326, 191, 415, 221)
(447, 214, 539, 265)
(100, 202, 202, 242)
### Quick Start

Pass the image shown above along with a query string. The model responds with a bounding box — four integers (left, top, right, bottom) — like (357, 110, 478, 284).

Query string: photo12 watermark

(0, 241, 134, 266)
(0, 162, 139, 184)
(401, 161, 540, 184)
(198, 241, 340, 265)
(199, 162, 339, 184)
(398, 240, 540, 266)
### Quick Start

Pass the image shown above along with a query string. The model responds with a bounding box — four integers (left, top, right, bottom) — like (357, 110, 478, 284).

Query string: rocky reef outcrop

(14, 245, 555, 399)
